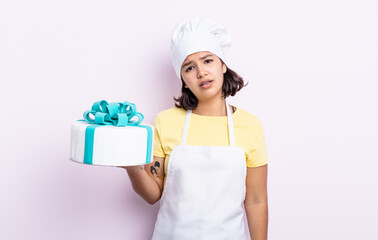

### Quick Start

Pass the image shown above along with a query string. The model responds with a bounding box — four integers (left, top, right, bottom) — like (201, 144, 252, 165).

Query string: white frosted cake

(70, 121, 154, 166)
(70, 100, 154, 167)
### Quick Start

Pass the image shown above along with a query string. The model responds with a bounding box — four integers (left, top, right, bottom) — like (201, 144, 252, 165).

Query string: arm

(121, 156, 165, 205)
(244, 164, 268, 240)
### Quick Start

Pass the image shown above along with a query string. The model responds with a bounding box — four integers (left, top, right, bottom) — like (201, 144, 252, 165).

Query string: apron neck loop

(181, 110, 192, 145)
(180, 100, 236, 147)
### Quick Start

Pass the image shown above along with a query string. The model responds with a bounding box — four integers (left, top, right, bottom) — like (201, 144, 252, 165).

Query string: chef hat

(170, 17, 232, 80)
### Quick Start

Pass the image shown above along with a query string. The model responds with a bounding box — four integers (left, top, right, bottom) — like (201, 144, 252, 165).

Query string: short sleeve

(153, 115, 166, 158)
(246, 119, 269, 167)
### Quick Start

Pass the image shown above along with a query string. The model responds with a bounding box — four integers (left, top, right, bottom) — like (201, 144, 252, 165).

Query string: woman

(124, 18, 268, 240)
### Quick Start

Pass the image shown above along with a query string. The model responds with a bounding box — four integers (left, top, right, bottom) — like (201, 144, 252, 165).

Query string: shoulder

(154, 106, 186, 129)
(234, 107, 264, 129)
(233, 107, 268, 165)
(153, 107, 186, 145)
(156, 106, 186, 121)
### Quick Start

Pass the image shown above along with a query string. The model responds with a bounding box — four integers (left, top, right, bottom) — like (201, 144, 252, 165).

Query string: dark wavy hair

(174, 67, 246, 110)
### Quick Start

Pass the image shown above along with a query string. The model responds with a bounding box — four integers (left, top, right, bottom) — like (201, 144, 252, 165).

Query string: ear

(222, 63, 227, 74)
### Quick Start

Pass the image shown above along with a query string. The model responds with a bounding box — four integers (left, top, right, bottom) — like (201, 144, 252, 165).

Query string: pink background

(1, 0, 377, 239)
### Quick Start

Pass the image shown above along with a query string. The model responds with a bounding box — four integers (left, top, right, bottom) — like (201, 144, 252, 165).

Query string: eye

(204, 59, 213, 64)
(185, 66, 194, 72)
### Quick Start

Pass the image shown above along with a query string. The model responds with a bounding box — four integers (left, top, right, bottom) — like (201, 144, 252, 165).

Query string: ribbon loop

(121, 101, 137, 118)
(113, 113, 129, 127)
(107, 102, 121, 117)
(83, 110, 96, 124)
(94, 112, 112, 125)
(128, 112, 144, 125)
(83, 100, 144, 127)
(92, 100, 109, 112)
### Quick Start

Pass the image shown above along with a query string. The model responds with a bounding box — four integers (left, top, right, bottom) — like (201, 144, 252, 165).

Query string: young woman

(123, 18, 268, 240)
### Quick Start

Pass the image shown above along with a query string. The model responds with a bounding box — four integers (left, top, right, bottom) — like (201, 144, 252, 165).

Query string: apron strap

(180, 100, 236, 146)
(225, 99, 236, 147)
(181, 110, 192, 145)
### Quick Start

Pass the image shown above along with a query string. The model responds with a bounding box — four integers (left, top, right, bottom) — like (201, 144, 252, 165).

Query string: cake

(70, 100, 154, 166)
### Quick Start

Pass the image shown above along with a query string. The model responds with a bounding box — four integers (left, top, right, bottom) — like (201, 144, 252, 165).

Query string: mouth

(199, 80, 213, 88)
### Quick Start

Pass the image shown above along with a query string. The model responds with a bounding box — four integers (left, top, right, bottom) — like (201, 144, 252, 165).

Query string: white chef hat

(170, 17, 232, 80)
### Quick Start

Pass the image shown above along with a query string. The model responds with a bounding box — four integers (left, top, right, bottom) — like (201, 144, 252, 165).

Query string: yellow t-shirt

(153, 106, 269, 186)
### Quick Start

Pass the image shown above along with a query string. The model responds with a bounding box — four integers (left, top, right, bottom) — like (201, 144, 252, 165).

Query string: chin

(198, 93, 223, 102)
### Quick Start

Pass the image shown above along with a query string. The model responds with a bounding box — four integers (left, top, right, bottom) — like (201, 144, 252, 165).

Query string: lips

(199, 80, 213, 88)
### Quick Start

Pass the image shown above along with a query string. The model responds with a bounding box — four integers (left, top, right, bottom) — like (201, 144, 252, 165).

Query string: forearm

(245, 202, 268, 240)
(125, 166, 162, 204)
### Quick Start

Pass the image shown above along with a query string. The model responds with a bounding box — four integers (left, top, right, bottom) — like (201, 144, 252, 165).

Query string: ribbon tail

(84, 125, 100, 164)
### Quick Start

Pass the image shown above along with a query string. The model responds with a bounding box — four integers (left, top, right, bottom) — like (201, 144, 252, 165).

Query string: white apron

(152, 101, 247, 240)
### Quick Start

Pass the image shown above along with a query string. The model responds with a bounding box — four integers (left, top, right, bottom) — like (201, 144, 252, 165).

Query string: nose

(196, 64, 207, 79)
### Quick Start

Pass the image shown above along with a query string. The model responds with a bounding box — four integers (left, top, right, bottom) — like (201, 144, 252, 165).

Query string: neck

(192, 97, 227, 116)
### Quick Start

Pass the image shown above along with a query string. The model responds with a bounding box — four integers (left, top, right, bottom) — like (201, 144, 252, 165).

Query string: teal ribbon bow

(83, 100, 144, 126)
(80, 100, 152, 165)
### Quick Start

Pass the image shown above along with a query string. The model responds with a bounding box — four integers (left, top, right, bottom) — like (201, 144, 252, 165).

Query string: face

(180, 51, 227, 102)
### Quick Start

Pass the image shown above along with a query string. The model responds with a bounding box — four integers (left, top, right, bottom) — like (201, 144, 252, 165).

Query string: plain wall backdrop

(1, 0, 377, 239)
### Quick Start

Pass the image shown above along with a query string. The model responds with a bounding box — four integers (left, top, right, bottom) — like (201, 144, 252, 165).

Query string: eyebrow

(181, 54, 214, 69)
